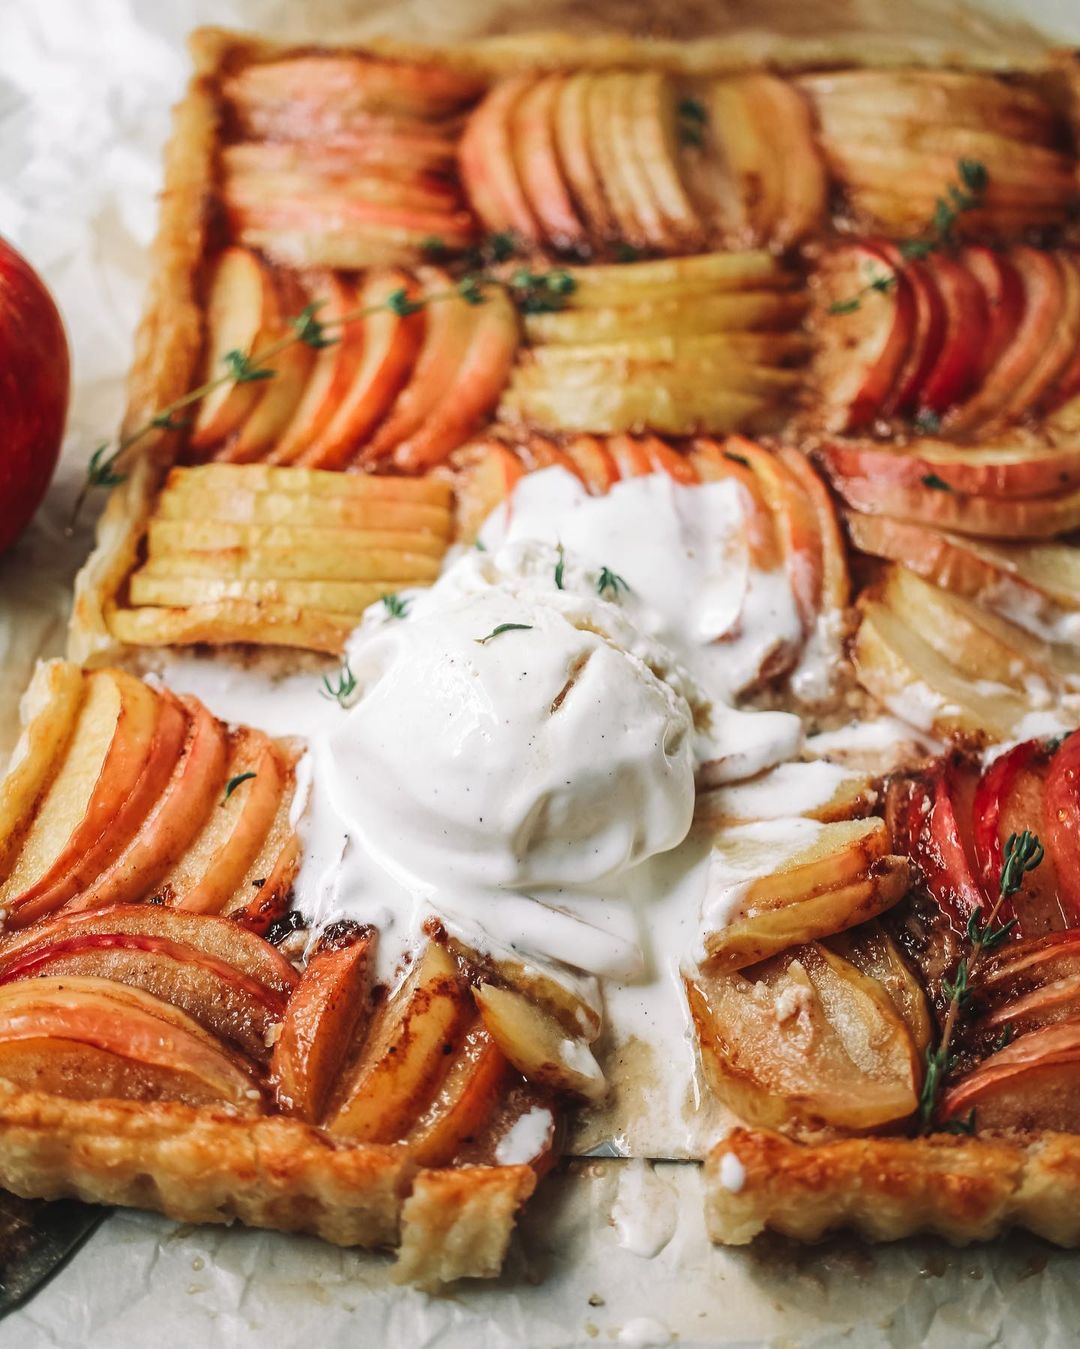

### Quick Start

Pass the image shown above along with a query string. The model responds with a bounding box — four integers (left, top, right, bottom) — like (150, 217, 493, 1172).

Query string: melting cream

(159, 468, 821, 1153)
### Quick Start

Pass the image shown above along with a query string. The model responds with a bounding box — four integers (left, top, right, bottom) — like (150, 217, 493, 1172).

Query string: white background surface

(2, 2, 1080, 1344)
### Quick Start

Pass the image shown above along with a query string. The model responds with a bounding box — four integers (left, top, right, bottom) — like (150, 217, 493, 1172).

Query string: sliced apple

(606, 71, 669, 250)
(473, 981, 605, 1102)
(458, 76, 539, 243)
(138, 540, 442, 583)
(947, 246, 1064, 435)
(392, 283, 518, 472)
(852, 599, 1032, 740)
(190, 248, 278, 452)
(776, 447, 850, 613)
(524, 290, 806, 346)
(1044, 732, 1080, 924)
(898, 758, 991, 935)
(689, 438, 781, 570)
(501, 375, 769, 437)
(65, 694, 227, 912)
(826, 920, 933, 1053)
(403, 1019, 509, 1167)
(328, 942, 472, 1142)
(562, 434, 619, 494)
(0, 976, 263, 1110)
(960, 245, 1025, 387)
(268, 271, 365, 465)
(811, 242, 914, 432)
(628, 71, 705, 251)
(0, 930, 285, 1064)
(832, 473, 1080, 540)
(688, 941, 920, 1130)
(0, 672, 183, 929)
(915, 252, 986, 415)
(299, 268, 424, 470)
(147, 520, 447, 561)
(707, 77, 773, 246)
(874, 249, 945, 416)
(271, 921, 375, 1122)
(745, 75, 827, 246)
(563, 250, 790, 303)
(517, 433, 587, 486)
(511, 74, 587, 251)
(162, 728, 288, 916)
(554, 70, 615, 245)
(0, 661, 84, 886)
(155, 485, 451, 537)
(585, 73, 642, 247)
(0, 904, 299, 997)
(448, 437, 526, 541)
(163, 463, 452, 508)
(940, 1020, 1080, 1131)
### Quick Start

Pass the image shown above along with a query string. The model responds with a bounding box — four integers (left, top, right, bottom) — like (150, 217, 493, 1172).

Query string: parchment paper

(2, 2, 1079, 1344)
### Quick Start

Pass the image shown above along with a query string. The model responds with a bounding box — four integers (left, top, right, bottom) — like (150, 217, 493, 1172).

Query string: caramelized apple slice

(606, 72, 671, 250)
(1045, 733, 1080, 923)
(0, 976, 263, 1110)
(688, 941, 920, 1130)
(271, 921, 375, 1122)
(827, 920, 933, 1054)
(0, 661, 84, 885)
(563, 434, 619, 494)
(822, 436, 1080, 500)
(0, 931, 285, 1063)
(0, 904, 298, 996)
(328, 943, 472, 1142)
(523, 290, 806, 346)
(403, 1019, 509, 1167)
(448, 438, 526, 542)
(474, 981, 605, 1102)
(941, 1020, 1080, 1131)
(554, 71, 615, 245)
(585, 74, 642, 246)
(190, 248, 278, 451)
(629, 71, 705, 251)
(300, 269, 424, 470)
(701, 817, 910, 971)
(445, 934, 602, 1040)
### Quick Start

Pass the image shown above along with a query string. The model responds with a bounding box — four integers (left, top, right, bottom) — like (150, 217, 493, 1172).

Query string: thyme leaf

(320, 661, 358, 706)
(382, 593, 409, 619)
(223, 771, 257, 802)
(597, 566, 629, 598)
(476, 623, 534, 645)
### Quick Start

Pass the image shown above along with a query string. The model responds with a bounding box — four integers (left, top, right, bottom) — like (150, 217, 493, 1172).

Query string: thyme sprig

(476, 622, 533, 645)
(554, 543, 566, 591)
(827, 158, 988, 316)
(919, 829, 1043, 1130)
(223, 771, 257, 803)
(597, 566, 629, 599)
(320, 660, 358, 707)
(69, 247, 578, 531)
(382, 593, 409, 619)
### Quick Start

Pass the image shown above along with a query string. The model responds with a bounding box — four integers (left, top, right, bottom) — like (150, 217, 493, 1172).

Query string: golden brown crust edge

(0, 1080, 536, 1284)
(705, 1128, 1080, 1248)
(68, 73, 218, 669)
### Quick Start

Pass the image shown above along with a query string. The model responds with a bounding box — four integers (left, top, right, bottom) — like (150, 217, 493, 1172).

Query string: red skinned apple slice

(392, 284, 518, 472)
(959, 245, 1025, 386)
(0, 931, 285, 1063)
(0, 975, 263, 1110)
(165, 729, 288, 915)
(1, 676, 185, 928)
(356, 267, 477, 465)
(812, 242, 914, 431)
(459, 77, 539, 243)
(403, 1018, 509, 1167)
(328, 942, 472, 1142)
(190, 248, 278, 451)
(690, 438, 781, 571)
(821, 437, 1080, 500)
(271, 920, 375, 1122)
(947, 246, 1063, 435)
(269, 272, 365, 465)
(877, 248, 945, 416)
(831, 474, 1080, 540)
(518, 433, 587, 486)
(915, 252, 987, 415)
(940, 1020, 1080, 1131)
(65, 696, 227, 912)
(630, 71, 705, 251)
(511, 74, 587, 250)
(731, 436, 823, 632)
(1045, 732, 1080, 923)
(640, 434, 698, 485)
(606, 433, 651, 479)
(301, 269, 424, 470)
(449, 437, 526, 541)
(914, 757, 989, 932)
(1000, 249, 1080, 423)
(991, 742, 1065, 935)
(971, 739, 1049, 932)
(777, 447, 850, 612)
(0, 904, 298, 996)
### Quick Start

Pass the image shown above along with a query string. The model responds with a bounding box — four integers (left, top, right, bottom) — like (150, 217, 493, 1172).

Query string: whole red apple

(0, 237, 70, 554)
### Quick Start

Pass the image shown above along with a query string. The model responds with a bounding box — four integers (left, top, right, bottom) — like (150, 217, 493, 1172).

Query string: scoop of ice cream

(322, 540, 697, 896)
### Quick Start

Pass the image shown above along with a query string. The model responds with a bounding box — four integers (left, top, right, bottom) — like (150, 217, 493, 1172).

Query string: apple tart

(19, 21, 1080, 1290)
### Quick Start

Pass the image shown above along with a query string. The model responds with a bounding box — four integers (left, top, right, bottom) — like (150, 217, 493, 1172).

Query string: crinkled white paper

(2, 1, 1080, 1344)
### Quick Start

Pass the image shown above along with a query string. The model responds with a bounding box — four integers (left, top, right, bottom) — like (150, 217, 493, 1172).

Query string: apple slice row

(117, 462, 454, 654)
(0, 661, 301, 931)
(223, 56, 481, 267)
(187, 251, 519, 473)
(811, 241, 1080, 436)
(502, 249, 808, 435)
(459, 70, 826, 255)
(799, 69, 1075, 239)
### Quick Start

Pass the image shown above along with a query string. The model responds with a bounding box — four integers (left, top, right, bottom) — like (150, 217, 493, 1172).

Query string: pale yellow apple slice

(584, 72, 644, 246)
(162, 461, 452, 507)
(627, 71, 705, 251)
(136, 544, 442, 584)
(523, 290, 807, 344)
(404, 1020, 509, 1167)
(190, 248, 278, 452)
(827, 920, 933, 1055)
(127, 575, 417, 614)
(154, 487, 452, 536)
(146, 520, 448, 560)
(107, 603, 358, 654)
(607, 71, 669, 249)
(563, 249, 788, 302)
(502, 377, 769, 436)
(328, 942, 473, 1142)
(554, 70, 615, 244)
(0, 661, 84, 886)
(511, 73, 588, 249)
(473, 982, 606, 1101)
